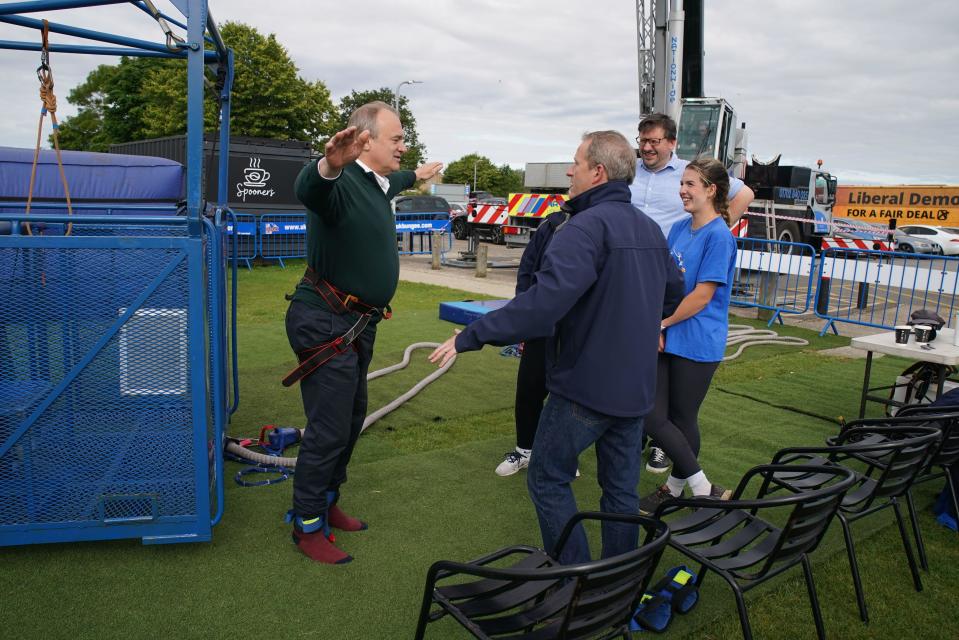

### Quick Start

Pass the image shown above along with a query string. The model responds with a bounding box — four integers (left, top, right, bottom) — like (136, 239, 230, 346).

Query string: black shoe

(705, 484, 732, 500)
(646, 447, 671, 474)
(639, 485, 681, 515)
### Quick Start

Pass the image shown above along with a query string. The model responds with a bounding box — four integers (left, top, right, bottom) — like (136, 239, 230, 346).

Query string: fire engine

(466, 164, 570, 246)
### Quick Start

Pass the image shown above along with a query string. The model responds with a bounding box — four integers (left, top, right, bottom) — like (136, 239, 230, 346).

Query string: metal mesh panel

(815, 249, 959, 333)
(0, 243, 199, 530)
(259, 213, 306, 261)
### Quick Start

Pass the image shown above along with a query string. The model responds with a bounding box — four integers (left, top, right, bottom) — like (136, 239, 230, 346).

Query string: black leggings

(643, 352, 720, 479)
(514, 337, 549, 450)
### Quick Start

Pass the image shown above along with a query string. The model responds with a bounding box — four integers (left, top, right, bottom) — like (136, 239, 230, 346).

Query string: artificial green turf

(2, 263, 958, 639)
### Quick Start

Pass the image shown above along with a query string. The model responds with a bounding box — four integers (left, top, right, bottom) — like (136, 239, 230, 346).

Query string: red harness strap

(281, 271, 391, 387)
(302, 268, 392, 319)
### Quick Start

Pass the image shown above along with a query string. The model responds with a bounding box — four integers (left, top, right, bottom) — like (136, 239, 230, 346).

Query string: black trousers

(643, 352, 720, 479)
(514, 337, 549, 450)
(285, 301, 376, 518)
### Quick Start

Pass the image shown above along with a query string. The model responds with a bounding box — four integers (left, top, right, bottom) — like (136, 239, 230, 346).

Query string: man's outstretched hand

(415, 161, 444, 181)
(319, 126, 370, 177)
(429, 330, 460, 368)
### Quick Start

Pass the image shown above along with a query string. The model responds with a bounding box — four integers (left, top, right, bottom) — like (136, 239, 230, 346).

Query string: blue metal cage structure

(0, 0, 235, 546)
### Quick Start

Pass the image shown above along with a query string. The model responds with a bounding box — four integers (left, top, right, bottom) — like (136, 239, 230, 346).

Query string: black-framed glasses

(636, 136, 665, 147)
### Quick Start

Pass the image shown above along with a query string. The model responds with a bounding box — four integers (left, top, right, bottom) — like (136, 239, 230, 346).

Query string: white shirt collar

(355, 159, 390, 195)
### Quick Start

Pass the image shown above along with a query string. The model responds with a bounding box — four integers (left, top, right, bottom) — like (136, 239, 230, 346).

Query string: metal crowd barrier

(224, 213, 257, 270)
(732, 237, 817, 325)
(813, 248, 959, 336)
(395, 214, 452, 256)
(258, 213, 307, 269)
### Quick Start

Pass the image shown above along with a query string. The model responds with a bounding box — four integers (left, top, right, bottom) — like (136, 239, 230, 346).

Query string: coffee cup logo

(236, 157, 276, 202)
(243, 158, 271, 187)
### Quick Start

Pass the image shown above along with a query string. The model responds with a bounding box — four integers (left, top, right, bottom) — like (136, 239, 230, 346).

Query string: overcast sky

(1, 0, 957, 185)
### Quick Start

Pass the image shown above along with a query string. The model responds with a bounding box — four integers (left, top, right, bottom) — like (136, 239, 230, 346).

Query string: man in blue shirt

(629, 113, 754, 473)
(430, 131, 684, 564)
(629, 113, 754, 238)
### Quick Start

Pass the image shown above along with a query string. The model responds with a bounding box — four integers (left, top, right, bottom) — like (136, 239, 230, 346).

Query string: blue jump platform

(439, 299, 510, 325)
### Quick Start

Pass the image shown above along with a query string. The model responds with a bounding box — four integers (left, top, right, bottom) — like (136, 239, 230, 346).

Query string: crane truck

(638, 0, 838, 248)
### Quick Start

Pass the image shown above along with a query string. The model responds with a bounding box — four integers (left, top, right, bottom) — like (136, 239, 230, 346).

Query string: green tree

(491, 164, 525, 196)
(443, 154, 496, 191)
(56, 22, 338, 149)
(336, 88, 427, 170)
(55, 58, 167, 151)
(442, 154, 524, 197)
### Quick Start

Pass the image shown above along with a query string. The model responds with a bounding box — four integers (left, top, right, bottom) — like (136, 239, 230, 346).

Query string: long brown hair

(686, 156, 730, 224)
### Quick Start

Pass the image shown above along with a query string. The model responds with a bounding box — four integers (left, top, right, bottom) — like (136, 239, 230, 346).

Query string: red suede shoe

(328, 503, 368, 532)
(291, 528, 352, 564)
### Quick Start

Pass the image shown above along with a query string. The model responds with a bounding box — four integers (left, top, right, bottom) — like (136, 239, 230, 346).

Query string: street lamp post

(393, 79, 423, 113)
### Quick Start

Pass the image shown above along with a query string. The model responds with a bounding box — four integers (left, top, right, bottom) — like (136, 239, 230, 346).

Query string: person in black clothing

(496, 208, 571, 477)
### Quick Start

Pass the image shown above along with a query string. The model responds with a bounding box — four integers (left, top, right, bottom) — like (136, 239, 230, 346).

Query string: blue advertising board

(260, 221, 306, 235)
(395, 219, 450, 233)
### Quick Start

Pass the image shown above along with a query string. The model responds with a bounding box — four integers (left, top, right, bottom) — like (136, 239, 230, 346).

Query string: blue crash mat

(439, 299, 510, 325)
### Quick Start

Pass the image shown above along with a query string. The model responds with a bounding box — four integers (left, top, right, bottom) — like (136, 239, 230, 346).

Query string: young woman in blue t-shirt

(639, 156, 737, 514)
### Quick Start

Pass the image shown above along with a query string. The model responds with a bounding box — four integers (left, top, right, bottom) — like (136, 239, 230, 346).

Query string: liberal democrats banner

(835, 186, 959, 225)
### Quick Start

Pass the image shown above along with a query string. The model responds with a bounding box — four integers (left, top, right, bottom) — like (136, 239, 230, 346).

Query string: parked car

(449, 202, 469, 239)
(834, 218, 939, 254)
(393, 195, 452, 233)
(897, 224, 959, 256)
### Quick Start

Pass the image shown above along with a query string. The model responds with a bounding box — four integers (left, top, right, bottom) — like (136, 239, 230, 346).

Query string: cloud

(0, 0, 956, 185)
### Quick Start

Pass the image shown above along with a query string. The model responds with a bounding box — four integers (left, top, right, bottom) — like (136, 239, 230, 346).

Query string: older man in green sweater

(285, 101, 442, 564)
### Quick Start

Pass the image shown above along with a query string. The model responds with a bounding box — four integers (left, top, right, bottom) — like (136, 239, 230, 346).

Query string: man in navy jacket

(431, 131, 684, 564)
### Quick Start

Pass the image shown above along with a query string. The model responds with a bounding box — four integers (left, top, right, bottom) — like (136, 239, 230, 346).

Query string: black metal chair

(651, 464, 856, 640)
(895, 404, 959, 539)
(768, 425, 942, 624)
(825, 409, 959, 569)
(413, 512, 669, 640)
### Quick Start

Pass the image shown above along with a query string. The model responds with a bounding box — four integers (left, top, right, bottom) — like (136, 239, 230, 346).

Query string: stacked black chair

(824, 409, 959, 569)
(895, 405, 959, 542)
(652, 464, 856, 640)
(768, 425, 942, 624)
(413, 512, 669, 639)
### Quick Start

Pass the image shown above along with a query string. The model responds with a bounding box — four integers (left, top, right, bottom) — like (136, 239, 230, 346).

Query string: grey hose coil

(225, 342, 456, 468)
(723, 323, 808, 361)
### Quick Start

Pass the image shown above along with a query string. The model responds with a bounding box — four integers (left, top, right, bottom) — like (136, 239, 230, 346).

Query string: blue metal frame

(813, 248, 959, 337)
(0, 1, 233, 547)
(258, 212, 307, 268)
(731, 238, 817, 327)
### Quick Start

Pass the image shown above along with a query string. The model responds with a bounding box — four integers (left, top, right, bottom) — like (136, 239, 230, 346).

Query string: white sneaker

(645, 447, 670, 474)
(495, 451, 530, 476)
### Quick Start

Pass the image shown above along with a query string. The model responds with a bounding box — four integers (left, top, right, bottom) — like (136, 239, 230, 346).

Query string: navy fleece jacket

(455, 180, 685, 417)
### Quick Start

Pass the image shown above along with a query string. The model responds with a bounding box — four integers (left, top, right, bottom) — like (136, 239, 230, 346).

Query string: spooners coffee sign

(236, 157, 275, 202)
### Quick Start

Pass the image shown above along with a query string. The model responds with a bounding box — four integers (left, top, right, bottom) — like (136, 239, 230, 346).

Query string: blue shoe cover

(631, 592, 672, 633)
(284, 509, 329, 536)
(937, 512, 958, 532)
(663, 565, 699, 614)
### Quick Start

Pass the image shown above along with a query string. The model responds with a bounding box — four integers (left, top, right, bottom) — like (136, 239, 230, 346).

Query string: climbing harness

(282, 270, 393, 387)
(25, 20, 73, 237)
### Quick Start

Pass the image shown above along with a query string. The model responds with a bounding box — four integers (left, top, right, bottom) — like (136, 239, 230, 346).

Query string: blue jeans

(527, 394, 644, 565)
